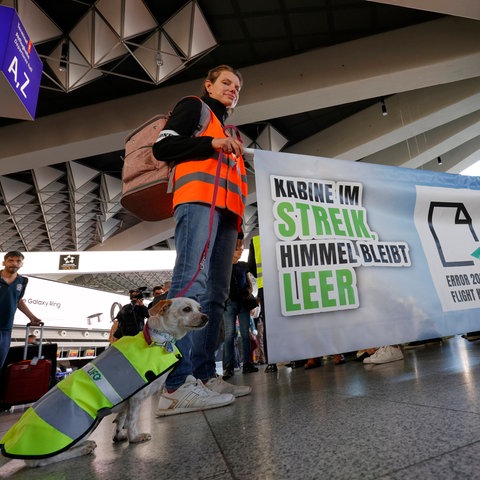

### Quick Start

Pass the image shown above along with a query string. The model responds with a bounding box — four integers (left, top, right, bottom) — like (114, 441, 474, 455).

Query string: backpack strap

(170, 95, 213, 138)
(165, 96, 212, 194)
(192, 98, 213, 137)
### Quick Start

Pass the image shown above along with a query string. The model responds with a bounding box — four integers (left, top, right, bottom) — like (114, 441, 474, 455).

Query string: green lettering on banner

(281, 268, 358, 314)
(350, 209, 371, 238)
(275, 201, 375, 241)
(276, 202, 296, 238)
(311, 205, 331, 236)
(328, 208, 345, 237)
(336, 269, 356, 306)
(282, 273, 301, 312)
(301, 271, 319, 310)
(318, 270, 336, 308)
(296, 203, 312, 236)
(342, 209, 354, 236)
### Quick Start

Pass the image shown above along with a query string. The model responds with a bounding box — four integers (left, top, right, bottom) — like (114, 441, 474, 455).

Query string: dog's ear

(149, 299, 172, 316)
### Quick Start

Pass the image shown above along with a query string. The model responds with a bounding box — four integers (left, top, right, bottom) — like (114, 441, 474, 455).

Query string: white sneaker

(363, 346, 404, 364)
(205, 375, 252, 397)
(155, 375, 234, 416)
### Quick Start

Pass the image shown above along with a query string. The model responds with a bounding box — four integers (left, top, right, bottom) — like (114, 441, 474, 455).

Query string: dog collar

(144, 325, 177, 352)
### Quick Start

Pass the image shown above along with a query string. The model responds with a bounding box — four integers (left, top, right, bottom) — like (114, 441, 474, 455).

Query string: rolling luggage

(2, 323, 52, 405)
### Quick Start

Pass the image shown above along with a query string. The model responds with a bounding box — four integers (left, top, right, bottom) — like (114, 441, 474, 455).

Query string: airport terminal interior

(2, 1, 480, 479)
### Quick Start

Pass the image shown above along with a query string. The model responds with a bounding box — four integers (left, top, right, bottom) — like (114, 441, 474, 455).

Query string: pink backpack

(121, 114, 172, 221)
(120, 97, 211, 222)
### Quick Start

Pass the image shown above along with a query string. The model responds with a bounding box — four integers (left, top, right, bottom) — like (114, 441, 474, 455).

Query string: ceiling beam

(287, 77, 480, 160)
(368, 0, 480, 21)
(363, 110, 480, 169)
(1, 17, 480, 173)
(88, 216, 176, 251)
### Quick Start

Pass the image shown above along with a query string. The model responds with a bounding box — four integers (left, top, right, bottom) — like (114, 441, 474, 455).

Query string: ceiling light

(59, 39, 68, 71)
(380, 97, 387, 116)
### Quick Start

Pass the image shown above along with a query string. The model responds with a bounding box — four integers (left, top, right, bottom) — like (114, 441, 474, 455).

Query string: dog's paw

(80, 440, 97, 455)
(113, 431, 128, 442)
(129, 433, 151, 443)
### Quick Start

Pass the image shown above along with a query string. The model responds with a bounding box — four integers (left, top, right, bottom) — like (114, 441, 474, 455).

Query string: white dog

(1, 298, 207, 468)
(110, 298, 208, 445)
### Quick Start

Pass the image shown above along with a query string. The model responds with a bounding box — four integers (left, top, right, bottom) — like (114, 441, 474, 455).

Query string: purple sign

(0, 5, 43, 120)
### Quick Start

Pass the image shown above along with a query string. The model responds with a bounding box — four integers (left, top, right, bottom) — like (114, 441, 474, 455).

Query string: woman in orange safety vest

(151, 65, 252, 416)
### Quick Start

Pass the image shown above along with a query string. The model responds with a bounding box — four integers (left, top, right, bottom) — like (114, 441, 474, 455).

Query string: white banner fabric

(254, 150, 480, 363)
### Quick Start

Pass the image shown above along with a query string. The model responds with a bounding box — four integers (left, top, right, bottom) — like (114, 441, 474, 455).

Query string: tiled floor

(2, 335, 480, 479)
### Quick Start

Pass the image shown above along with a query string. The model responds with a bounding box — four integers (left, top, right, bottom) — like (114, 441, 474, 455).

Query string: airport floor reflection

(3, 335, 480, 479)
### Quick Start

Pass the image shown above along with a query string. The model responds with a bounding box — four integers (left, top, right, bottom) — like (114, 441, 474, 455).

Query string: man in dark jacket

(114, 289, 149, 339)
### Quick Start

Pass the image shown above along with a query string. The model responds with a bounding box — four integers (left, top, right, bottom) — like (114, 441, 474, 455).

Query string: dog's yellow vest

(0, 331, 180, 459)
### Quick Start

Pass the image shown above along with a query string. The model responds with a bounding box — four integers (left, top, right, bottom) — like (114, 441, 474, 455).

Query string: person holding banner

(153, 65, 251, 416)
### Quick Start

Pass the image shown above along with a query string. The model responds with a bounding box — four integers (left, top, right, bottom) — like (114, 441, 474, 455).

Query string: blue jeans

(224, 299, 252, 369)
(0, 330, 12, 369)
(166, 203, 238, 389)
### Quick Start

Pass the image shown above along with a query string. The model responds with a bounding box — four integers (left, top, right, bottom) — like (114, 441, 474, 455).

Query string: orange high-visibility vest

(172, 105, 247, 219)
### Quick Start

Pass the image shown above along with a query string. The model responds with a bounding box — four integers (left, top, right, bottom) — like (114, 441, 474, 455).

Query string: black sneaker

(222, 369, 234, 380)
(265, 364, 278, 373)
(242, 362, 259, 374)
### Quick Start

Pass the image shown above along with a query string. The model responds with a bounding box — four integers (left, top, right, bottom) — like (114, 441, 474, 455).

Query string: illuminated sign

(0, 6, 43, 120)
(59, 254, 80, 270)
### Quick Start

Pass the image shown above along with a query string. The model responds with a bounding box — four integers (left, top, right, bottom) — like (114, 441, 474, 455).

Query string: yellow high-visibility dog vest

(0, 330, 180, 459)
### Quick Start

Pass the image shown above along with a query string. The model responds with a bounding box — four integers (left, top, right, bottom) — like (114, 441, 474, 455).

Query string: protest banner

(254, 150, 480, 362)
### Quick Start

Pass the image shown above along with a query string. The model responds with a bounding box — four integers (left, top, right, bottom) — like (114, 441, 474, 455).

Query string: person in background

(27, 334, 38, 345)
(157, 281, 171, 301)
(363, 345, 404, 364)
(0, 251, 42, 369)
(153, 65, 251, 416)
(223, 243, 259, 379)
(248, 235, 277, 373)
(150, 281, 171, 308)
(148, 285, 165, 309)
(248, 313, 260, 365)
(251, 301, 266, 364)
(114, 289, 149, 340)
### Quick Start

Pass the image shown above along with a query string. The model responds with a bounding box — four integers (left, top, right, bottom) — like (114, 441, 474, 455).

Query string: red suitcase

(2, 323, 52, 405)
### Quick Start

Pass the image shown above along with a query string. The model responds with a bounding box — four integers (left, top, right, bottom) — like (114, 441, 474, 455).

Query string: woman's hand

(212, 137, 244, 157)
